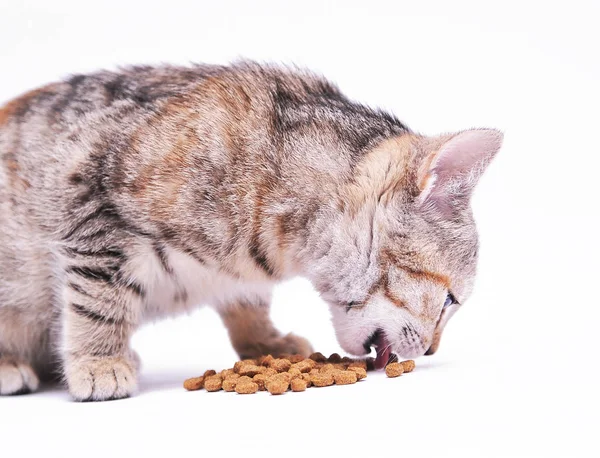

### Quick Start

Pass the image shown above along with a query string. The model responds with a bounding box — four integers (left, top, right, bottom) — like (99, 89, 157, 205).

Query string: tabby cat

(0, 62, 502, 400)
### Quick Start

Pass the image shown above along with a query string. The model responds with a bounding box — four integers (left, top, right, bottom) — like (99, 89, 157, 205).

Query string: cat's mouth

(363, 329, 393, 370)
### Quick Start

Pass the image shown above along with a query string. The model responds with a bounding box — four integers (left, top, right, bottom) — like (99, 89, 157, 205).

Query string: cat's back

(0, 62, 342, 170)
(0, 64, 221, 149)
(0, 62, 350, 233)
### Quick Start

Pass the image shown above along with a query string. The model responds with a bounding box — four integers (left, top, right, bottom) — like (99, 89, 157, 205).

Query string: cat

(0, 62, 502, 401)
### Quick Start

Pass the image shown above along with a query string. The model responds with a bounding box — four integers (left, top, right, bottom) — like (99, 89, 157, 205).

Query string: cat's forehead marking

(397, 265, 450, 289)
(381, 249, 451, 289)
(383, 283, 407, 308)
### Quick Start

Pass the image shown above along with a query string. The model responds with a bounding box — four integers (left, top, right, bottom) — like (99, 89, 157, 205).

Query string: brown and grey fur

(0, 62, 502, 400)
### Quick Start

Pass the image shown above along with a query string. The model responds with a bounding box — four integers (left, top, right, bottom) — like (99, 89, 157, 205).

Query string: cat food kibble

(258, 355, 274, 367)
(292, 360, 314, 373)
(238, 364, 264, 377)
(328, 353, 343, 363)
(220, 369, 235, 379)
(348, 367, 367, 380)
(222, 378, 237, 392)
(253, 374, 268, 391)
(266, 377, 289, 395)
(400, 360, 415, 373)
(184, 354, 416, 394)
(310, 372, 335, 387)
(385, 362, 404, 378)
(319, 363, 336, 373)
(204, 376, 223, 391)
(263, 367, 278, 377)
(235, 380, 259, 394)
(291, 378, 308, 392)
(301, 373, 312, 386)
(334, 370, 357, 385)
(270, 358, 292, 372)
(288, 354, 305, 364)
(288, 367, 302, 378)
(309, 352, 327, 363)
(183, 376, 204, 391)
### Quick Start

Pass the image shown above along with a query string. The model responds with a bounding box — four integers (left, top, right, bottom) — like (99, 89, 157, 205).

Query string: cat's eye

(444, 293, 457, 308)
(345, 301, 363, 312)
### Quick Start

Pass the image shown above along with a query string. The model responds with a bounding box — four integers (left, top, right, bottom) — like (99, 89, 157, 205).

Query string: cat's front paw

(0, 357, 40, 395)
(65, 356, 137, 401)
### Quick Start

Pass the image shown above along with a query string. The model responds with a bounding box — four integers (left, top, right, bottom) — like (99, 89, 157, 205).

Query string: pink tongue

(373, 333, 392, 370)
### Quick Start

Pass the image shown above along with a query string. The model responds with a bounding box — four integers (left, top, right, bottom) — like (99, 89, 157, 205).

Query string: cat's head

(310, 129, 502, 368)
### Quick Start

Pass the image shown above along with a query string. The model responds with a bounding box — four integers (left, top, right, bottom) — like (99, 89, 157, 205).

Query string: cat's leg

(0, 354, 40, 395)
(0, 359, 39, 395)
(218, 297, 313, 360)
(0, 313, 56, 395)
(0, 289, 57, 395)
(60, 253, 145, 401)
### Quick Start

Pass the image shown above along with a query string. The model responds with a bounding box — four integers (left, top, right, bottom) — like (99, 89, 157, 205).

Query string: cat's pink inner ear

(418, 128, 503, 209)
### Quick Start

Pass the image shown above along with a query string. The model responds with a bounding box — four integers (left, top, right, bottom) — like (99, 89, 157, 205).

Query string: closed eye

(345, 301, 365, 312)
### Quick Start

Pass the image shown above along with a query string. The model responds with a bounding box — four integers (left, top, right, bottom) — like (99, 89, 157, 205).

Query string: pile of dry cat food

(184, 352, 415, 395)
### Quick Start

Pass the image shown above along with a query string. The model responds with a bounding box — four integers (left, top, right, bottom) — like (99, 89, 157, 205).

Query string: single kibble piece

(253, 374, 268, 391)
(222, 378, 237, 392)
(183, 376, 204, 391)
(203, 369, 217, 378)
(348, 361, 367, 370)
(309, 368, 320, 376)
(238, 364, 264, 377)
(385, 362, 404, 378)
(204, 376, 223, 391)
(236, 375, 253, 384)
(311, 373, 334, 387)
(400, 360, 416, 373)
(233, 359, 257, 373)
(224, 372, 240, 381)
(288, 354, 305, 364)
(328, 353, 342, 364)
(348, 367, 367, 380)
(270, 358, 292, 372)
(258, 355, 274, 367)
(309, 352, 327, 363)
(220, 369, 235, 379)
(341, 356, 354, 364)
(235, 381, 259, 394)
(334, 371, 358, 385)
(266, 378, 289, 395)
(291, 378, 308, 392)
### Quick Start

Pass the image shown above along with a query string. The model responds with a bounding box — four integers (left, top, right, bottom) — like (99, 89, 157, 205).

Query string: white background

(1, 1, 598, 457)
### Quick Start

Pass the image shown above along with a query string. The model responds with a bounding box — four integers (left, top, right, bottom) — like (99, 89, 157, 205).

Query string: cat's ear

(417, 129, 503, 215)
